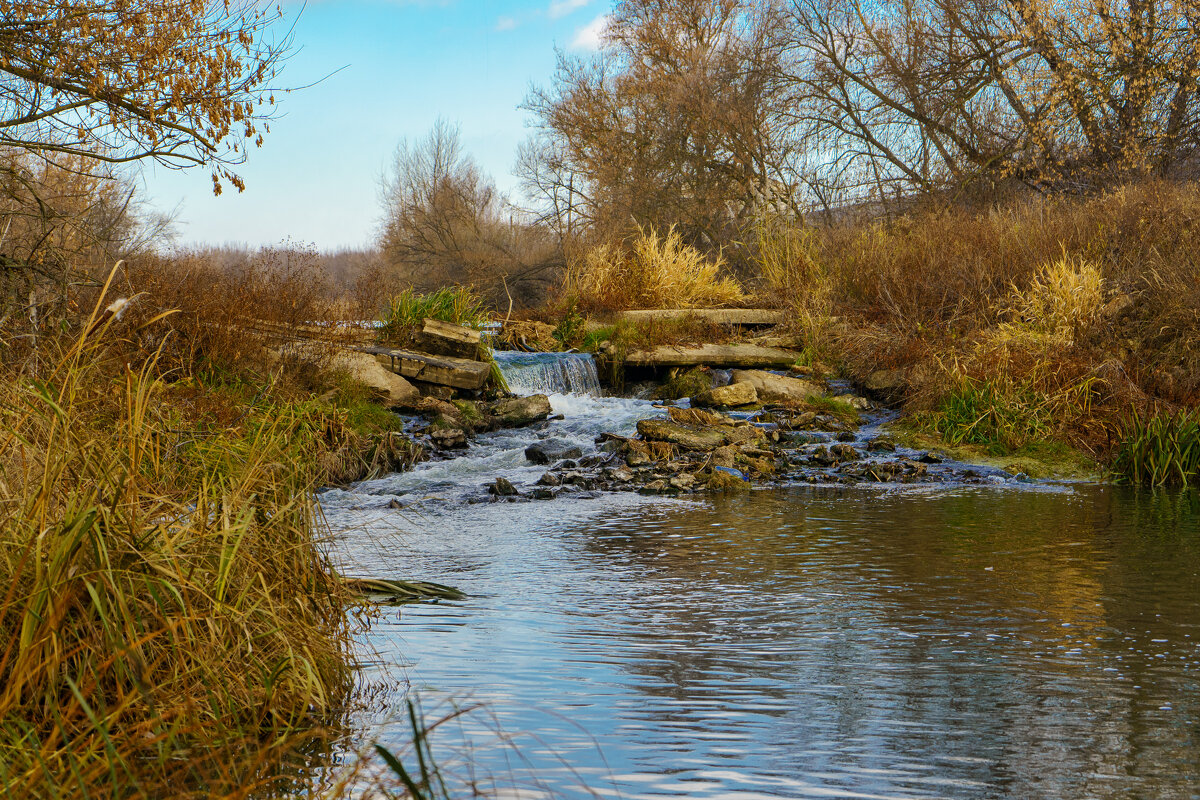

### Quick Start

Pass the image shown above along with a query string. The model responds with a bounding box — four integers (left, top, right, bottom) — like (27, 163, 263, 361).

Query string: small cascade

(492, 351, 602, 396)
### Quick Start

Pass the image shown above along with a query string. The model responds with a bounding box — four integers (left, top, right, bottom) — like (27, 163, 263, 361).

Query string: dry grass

(563, 226, 744, 312)
(792, 180, 1200, 456)
(0, 277, 386, 797)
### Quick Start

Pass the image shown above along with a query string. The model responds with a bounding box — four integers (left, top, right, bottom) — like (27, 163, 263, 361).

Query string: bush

(563, 226, 744, 312)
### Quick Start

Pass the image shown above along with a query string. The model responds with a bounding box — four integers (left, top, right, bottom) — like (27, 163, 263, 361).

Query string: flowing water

(493, 351, 602, 397)
(320, 355, 1200, 799)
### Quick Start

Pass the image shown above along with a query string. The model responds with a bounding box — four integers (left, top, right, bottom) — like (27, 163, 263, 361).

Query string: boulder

(337, 350, 420, 407)
(490, 394, 552, 428)
(636, 419, 728, 451)
(692, 381, 758, 408)
(729, 369, 823, 404)
(525, 439, 584, 465)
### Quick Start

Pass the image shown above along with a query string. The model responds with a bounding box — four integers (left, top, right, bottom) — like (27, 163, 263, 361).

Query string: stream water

(319, 353, 1200, 799)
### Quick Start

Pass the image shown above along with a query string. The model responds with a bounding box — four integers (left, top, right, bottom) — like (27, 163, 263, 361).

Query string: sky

(140, 0, 612, 251)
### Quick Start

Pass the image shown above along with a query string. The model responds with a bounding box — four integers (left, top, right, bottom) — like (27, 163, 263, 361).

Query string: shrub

(563, 226, 744, 311)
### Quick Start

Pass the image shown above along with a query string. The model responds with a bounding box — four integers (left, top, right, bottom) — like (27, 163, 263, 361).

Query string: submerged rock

(525, 439, 584, 465)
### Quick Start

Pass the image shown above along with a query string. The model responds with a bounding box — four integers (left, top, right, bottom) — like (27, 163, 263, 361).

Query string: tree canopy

(0, 0, 290, 193)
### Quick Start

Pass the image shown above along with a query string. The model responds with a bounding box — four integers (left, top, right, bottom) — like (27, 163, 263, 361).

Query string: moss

(654, 367, 712, 400)
(451, 399, 484, 425)
(706, 469, 751, 492)
(887, 422, 1100, 480)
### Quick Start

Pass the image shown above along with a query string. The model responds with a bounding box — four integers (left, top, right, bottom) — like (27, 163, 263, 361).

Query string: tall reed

(0, 283, 355, 797)
(1112, 408, 1200, 486)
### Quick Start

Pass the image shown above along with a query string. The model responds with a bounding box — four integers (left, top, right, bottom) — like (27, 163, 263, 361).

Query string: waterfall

(492, 351, 602, 396)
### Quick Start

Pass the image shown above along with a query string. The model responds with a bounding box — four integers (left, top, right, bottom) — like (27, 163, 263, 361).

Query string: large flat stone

(730, 369, 823, 403)
(623, 343, 801, 368)
(363, 346, 492, 390)
(692, 381, 758, 408)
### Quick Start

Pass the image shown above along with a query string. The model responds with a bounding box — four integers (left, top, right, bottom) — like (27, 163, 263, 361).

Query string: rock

(639, 479, 668, 494)
(335, 350, 421, 407)
(525, 439, 584, 465)
(668, 406, 733, 426)
(692, 381, 758, 408)
(537, 471, 562, 487)
(606, 467, 634, 483)
(918, 451, 945, 464)
(412, 318, 483, 360)
(490, 394, 552, 428)
(836, 431, 857, 442)
(489, 476, 519, 496)
(831, 443, 859, 461)
(386, 499, 404, 510)
(623, 440, 655, 466)
(429, 428, 467, 449)
(834, 393, 872, 411)
(809, 445, 837, 467)
(711, 445, 739, 468)
(707, 467, 750, 492)
(531, 487, 556, 500)
(729, 369, 823, 404)
(724, 424, 767, 446)
(867, 437, 897, 452)
(669, 473, 696, 490)
(636, 418, 727, 451)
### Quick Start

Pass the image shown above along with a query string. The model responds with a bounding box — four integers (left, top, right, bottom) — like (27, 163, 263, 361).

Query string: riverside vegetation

(0, 257, 487, 798)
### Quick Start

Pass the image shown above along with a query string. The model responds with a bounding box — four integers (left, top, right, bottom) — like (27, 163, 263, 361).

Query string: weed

(1112, 408, 1200, 486)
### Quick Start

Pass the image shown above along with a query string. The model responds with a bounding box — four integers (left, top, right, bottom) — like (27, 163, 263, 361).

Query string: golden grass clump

(1001, 254, 1105, 345)
(564, 226, 744, 312)
(0, 297, 355, 797)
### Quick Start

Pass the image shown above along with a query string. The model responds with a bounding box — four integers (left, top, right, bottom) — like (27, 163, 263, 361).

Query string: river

(319, 356, 1200, 799)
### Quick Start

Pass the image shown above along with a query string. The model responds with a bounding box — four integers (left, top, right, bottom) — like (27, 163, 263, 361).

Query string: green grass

(379, 287, 489, 342)
(888, 423, 1099, 479)
(1112, 408, 1200, 487)
(921, 376, 1095, 454)
(800, 395, 860, 425)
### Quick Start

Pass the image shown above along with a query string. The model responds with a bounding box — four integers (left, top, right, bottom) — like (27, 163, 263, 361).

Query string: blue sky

(141, 0, 610, 251)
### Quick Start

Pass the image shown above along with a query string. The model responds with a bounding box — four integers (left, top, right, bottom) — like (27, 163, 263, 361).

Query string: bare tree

(781, 0, 1200, 203)
(520, 0, 802, 254)
(380, 120, 564, 307)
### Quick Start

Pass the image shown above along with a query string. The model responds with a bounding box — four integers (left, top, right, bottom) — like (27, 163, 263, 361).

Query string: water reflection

(328, 485, 1200, 799)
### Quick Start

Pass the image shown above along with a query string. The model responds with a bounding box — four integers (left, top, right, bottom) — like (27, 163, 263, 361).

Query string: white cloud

(549, 0, 590, 20)
(571, 13, 609, 50)
(495, 15, 518, 31)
